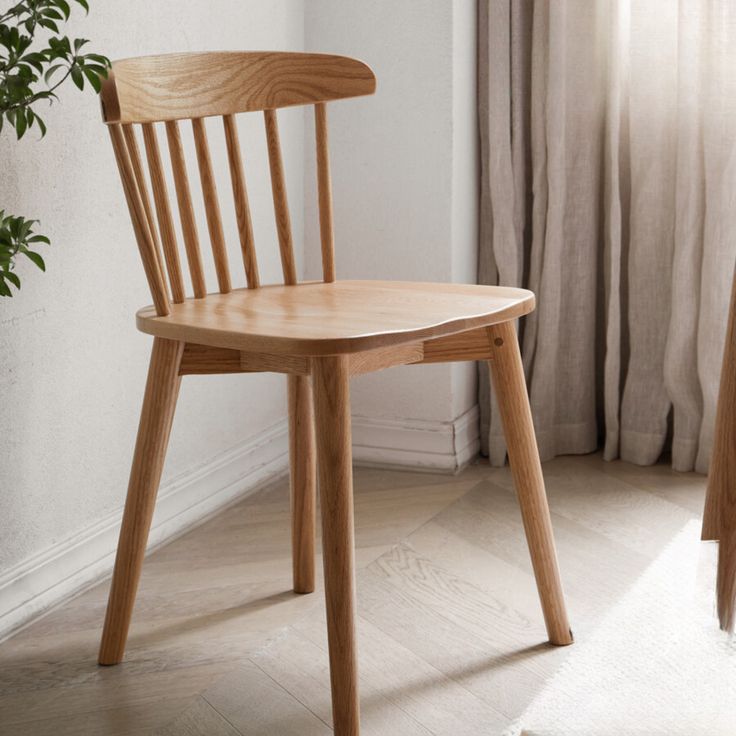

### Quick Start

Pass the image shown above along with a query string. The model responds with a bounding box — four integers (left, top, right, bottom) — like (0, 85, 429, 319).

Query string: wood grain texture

(136, 281, 535, 356)
(487, 322, 573, 646)
(165, 120, 207, 298)
(100, 52, 376, 125)
(252, 621, 436, 736)
(349, 343, 424, 375)
(192, 117, 231, 294)
(121, 124, 169, 303)
(312, 355, 360, 736)
(223, 114, 259, 289)
(202, 660, 332, 736)
(98, 338, 184, 665)
(142, 122, 186, 303)
(178, 344, 310, 376)
(264, 108, 297, 285)
(108, 124, 170, 316)
(175, 338, 492, 378)
(289, 375, 317, 594)
(315, 102, 336, 282)
(178, 343, 244, 375)
(421, 326, 493, 363)
(1, 458, 705, 735)
(171, 335, 498, 378)
(702, 266, 736, 630)
(240, 352, 310, 375)
(154, 697, 241, 736)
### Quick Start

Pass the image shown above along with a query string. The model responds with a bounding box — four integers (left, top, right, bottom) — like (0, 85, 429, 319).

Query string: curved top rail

(100, 51, 377, 124)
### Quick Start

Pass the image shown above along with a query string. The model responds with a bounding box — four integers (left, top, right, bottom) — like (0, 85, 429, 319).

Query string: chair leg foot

(289, 374, 317, 594)
(488, 322, 573, 646)
(98, 338, 184, 666)
(312, 356, 360, 735)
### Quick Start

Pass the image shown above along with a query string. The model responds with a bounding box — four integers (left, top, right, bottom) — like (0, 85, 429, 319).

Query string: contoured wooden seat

(98, 51, 571, 736)
(136, 280, 535, 356)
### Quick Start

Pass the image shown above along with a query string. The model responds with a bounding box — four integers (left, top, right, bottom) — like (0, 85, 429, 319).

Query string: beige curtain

(479, 0, 736, 473)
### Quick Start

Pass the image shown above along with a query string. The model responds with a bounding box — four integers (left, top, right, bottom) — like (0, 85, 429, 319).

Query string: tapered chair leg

(99, 338, 184, 665)
(487, 321, 573, 646)
(702, 268, 736, 544)
(312, 356, 360, 736)
(702, 268, 736, 630)
(288, 374, 317, 594)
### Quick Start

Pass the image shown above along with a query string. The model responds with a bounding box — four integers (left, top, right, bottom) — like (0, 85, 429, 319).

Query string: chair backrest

(100, 52, 376, 316)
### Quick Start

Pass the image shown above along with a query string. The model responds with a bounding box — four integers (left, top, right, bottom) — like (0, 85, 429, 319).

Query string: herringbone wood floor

(0, 454, 706, 735)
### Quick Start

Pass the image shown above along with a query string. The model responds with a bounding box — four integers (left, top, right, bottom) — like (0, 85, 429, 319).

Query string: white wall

(0, 1, 479, 638)
(0, 0, 304, 637)
(304, 0, 479, 464)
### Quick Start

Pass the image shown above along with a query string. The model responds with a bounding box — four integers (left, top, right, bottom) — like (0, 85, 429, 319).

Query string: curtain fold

(479, 0, 736, 473)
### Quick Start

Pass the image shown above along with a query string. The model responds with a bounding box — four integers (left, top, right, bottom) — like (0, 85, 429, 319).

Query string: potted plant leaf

(0, 0, 110, 297)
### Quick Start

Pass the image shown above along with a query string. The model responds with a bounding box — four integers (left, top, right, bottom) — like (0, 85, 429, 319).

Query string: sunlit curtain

(478, 0, 736, 473)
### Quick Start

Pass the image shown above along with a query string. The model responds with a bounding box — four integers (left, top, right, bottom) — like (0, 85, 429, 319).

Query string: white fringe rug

(505, 521, 736, 736)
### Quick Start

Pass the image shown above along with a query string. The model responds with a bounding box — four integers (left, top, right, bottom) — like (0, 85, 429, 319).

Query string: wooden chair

(97, 51, 573, 735)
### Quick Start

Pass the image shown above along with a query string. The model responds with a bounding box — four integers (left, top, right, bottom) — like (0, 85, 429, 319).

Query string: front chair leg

(99, 337, 184, 665)
(312, 355, 360, 735)
(288, 374, 317, 593)
(487, 321, 573, 646)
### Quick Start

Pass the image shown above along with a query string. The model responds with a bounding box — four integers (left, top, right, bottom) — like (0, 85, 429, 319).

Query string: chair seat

(136, 280, 535, 355)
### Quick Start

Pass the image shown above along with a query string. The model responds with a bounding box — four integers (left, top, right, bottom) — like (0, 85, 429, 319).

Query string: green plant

(0, 0, 110, 296)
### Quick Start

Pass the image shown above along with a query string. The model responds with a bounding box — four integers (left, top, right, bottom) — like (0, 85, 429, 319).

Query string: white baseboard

(0, 419, 289, 642)
(0, 406, 481, 642)
(352, 405, 480, 473)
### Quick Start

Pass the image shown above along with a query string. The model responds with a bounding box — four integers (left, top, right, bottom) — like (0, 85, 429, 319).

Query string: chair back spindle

(264, 108, 297, 285)
(315, 102, 335, 283)
(165, 120, 207, 298)
(120, 124, 169, 302)
(108, 124, 170, 316)
(141, 122, 186, 303)
(192, 117, 231, 293)
(223, 113, 260, 288)
(100, 51, 376, 308)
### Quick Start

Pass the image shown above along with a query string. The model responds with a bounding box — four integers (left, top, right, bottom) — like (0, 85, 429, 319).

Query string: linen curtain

(479, 0, 736, 473)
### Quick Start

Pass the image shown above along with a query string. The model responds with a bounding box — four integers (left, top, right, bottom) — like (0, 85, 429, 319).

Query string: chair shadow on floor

(125, 589, 302, 652)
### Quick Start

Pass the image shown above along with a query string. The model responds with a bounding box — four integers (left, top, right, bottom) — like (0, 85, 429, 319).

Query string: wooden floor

(0, 454, 706, 735)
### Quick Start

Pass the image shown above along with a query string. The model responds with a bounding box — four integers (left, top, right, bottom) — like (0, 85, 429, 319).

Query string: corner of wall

(0, 420, 289, 642)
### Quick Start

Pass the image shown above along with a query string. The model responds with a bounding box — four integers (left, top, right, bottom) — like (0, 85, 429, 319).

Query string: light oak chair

(97, 51, 572, 735)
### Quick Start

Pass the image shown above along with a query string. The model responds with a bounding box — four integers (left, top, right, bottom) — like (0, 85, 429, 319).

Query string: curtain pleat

(478, 0, 736, 472)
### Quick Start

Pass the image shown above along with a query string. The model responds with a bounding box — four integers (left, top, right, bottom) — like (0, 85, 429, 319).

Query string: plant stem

(0, 63, 74, 115)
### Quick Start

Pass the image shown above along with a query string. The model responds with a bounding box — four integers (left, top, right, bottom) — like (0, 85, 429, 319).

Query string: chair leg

(487, 321, 573, 646)
(288, 374, 317, 594)
(98, 337, 184, 665)
(702, 269, 736, 544)
(312, 356, 360, 736)
(704, 269, 736, 629)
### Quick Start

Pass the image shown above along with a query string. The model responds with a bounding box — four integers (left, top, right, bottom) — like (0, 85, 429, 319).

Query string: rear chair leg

(99, 337, 184, 665)
(487, 321, 573, 646)
(289, 374, 317, 594)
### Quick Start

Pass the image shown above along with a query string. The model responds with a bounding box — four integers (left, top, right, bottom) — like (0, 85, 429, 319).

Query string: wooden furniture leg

(488, 321, 573, 646)
(702, 268, 736, 540)
(702, 267, 736, 630)
(312, 356, 360, 735)
(288, 374, 317, 594)
(99, 337, 184, 665)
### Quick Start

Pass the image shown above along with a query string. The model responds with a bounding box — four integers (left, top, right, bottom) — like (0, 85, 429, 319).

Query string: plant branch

(0, 0, 108, 296)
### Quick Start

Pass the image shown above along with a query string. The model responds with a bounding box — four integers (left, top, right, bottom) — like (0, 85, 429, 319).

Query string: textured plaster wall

(1, 1, 480, 593)
(0, 1, 305, 572)
(304, 0, 479, 424)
